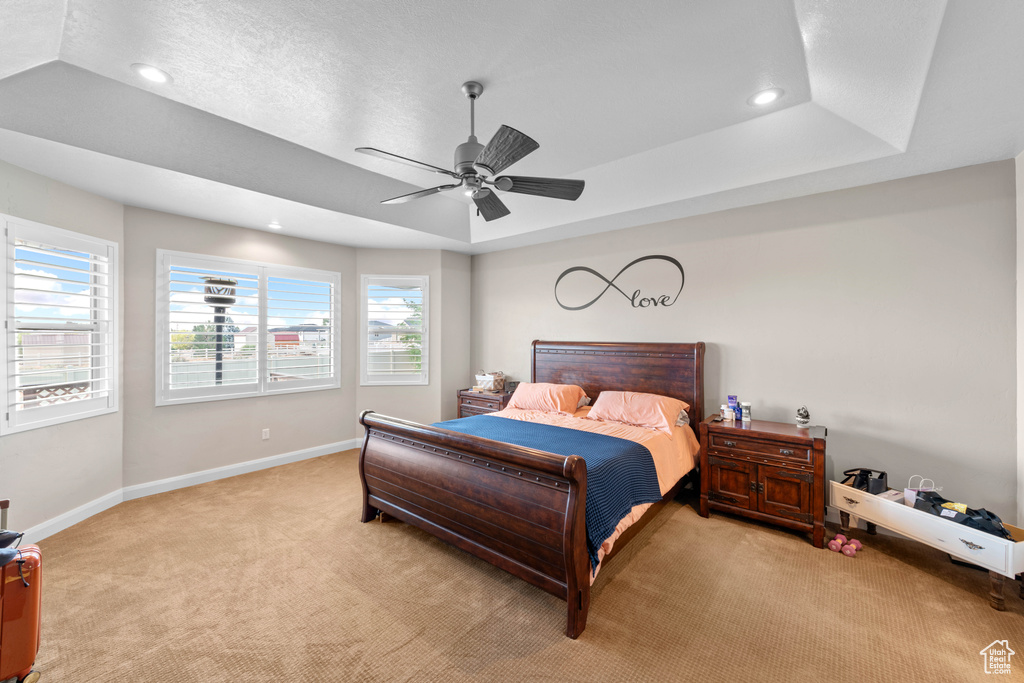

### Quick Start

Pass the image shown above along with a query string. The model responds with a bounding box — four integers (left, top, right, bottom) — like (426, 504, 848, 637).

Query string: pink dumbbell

(841, 539, 863, 557)
(828, 534, 847, 552)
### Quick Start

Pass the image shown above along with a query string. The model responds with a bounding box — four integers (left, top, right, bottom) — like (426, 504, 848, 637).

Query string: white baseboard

(22, 489, 124, 545)
(122, 438, 361, 501)
(22, 438, 361, 544)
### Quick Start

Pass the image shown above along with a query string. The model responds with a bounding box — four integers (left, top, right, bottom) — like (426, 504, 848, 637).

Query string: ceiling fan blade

(497, 176, 585, 201)
(381, 183, 461, 204)
(355, 147, 459, 178)
(473, 125, 539, 176)
(472, 191, 511, 221)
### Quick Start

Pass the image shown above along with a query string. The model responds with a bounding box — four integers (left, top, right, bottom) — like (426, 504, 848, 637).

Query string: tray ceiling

(0, 0, 1022, 253)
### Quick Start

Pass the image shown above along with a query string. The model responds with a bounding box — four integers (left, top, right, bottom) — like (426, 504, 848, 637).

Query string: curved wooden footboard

(358, 410, 592, 638)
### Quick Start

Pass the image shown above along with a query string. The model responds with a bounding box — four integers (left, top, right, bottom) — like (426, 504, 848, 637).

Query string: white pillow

(578, 395, 592, 408)
(675, 409, 690, 426)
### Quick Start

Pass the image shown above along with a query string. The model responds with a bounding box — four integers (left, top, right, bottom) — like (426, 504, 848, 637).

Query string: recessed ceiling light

(268, 222, 282, 230)
(748, 88, 784, 106)
(131, 63, 172, 84)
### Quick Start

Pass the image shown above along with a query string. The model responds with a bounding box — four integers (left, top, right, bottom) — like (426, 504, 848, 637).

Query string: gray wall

(354, 249, 472, 425)
(121, 207, 360, 486)
(0, 160, 124, 530)
(471, 161, 1018, 519)
(1, 156, 1017, 532)
(1017, 150, 1024, 525)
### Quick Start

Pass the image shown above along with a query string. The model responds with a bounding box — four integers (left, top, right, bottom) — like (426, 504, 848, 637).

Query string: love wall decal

(554, 255, 685, 311)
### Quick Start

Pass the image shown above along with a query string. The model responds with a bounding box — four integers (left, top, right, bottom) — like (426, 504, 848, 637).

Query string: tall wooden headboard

(531, 340, 705, 435)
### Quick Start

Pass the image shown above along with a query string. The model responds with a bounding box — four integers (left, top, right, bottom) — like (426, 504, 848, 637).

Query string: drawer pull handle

(723, 440, 736, 447)
(779, 448, 795, 456)
(960, 538, 984, 551)
(843, 496, 859, 506)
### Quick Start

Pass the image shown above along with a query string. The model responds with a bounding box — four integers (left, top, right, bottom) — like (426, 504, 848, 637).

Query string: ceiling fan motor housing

(455, 135, 484, 175)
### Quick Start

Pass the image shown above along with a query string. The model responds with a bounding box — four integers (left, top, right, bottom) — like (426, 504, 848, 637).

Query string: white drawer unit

(830, 480, 1024, 610)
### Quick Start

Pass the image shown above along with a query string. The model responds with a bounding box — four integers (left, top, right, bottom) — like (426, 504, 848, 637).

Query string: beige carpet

(33, 450, 1024, 682)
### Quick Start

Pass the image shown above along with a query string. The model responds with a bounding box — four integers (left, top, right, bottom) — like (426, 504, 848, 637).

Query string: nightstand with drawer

(699, 416, 827, 548)
(830, 480, 1024, 610)
(457, 389, 513, 418)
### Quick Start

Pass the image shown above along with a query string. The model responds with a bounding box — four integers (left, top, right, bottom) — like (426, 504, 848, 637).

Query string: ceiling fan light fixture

(748, 87, 783, 106)
(131, 63, 172, 84)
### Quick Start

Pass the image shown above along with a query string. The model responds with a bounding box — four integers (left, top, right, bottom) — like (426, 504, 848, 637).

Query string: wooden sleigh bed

(358, 340, 705, 638)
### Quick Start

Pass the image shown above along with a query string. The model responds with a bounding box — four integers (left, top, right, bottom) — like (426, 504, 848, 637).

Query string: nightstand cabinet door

(699, 416, 826, 548)
(760, 464, 813, 524)
(708, 457, 756, 511)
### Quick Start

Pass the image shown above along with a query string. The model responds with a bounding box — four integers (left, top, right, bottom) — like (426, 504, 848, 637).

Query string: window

(157, 250, 339, 406)
(361, 275, 428, 386)
(1, 214, 118, 434)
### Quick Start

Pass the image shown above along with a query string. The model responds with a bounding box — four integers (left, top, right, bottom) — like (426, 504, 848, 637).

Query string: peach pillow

(507, 382, 587, 415)
(588, 391, 690, 435)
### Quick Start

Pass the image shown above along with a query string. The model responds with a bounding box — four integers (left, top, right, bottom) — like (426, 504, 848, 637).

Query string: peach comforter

(490, 406, 700, 581)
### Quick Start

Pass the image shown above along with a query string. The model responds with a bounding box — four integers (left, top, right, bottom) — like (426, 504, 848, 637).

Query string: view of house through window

(361, 275, 428, 385)
(2, 215, 118, 434)
(158, 250, 339, 405)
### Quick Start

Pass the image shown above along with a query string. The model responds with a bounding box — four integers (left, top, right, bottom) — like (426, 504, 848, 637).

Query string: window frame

(1, 214, 119, 435)
(360, 274, 429, 387)
(156, 249, 341, 407)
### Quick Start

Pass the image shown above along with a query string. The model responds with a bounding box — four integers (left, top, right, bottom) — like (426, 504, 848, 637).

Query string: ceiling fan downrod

(455, 81, 485, 177)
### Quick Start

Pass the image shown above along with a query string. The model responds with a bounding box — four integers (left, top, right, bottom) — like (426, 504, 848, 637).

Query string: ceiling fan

(355, 81, 585, 221)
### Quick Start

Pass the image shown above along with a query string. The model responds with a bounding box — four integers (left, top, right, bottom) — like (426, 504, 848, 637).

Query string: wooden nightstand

(457, 389, 513, 418)
(699, 416, 827, 548)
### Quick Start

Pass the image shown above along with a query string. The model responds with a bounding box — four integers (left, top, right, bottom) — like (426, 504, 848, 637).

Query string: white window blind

(166, 260, 260, 399)
(157, 250, 339, 406)
(266, 275, 335, 388)
(361, 275, 428, 386)
(2, 215, 118, 435)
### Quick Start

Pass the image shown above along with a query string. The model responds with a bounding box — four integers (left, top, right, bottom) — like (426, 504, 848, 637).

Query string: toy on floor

(828, 533, 863, 556)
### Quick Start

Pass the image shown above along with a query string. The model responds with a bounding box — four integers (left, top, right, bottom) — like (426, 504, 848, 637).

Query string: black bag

(843, 468, 888, 495)
(913, 491, 1012, 539)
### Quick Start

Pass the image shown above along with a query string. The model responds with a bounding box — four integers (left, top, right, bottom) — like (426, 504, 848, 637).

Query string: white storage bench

(829, 480, 1024, 610)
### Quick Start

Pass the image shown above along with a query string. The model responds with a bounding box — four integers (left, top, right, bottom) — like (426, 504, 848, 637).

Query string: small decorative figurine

(795, 405, 810, 428)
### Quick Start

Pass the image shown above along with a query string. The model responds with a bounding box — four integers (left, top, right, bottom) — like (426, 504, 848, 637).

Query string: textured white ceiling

(0, 0, 1022, 253)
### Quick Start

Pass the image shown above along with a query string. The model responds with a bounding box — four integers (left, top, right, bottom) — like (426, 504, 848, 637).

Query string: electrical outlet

(262, 428, 270, 440)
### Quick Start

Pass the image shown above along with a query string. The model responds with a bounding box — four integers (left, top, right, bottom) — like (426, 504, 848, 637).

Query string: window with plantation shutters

(2, 214, 118, 435)
(266, 275, 336, 388)
(156, 250, 339, 406)
(360, 275, 428, 386)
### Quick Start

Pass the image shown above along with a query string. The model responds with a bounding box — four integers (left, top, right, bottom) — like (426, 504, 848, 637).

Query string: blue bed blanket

(432, 414, 663, 572)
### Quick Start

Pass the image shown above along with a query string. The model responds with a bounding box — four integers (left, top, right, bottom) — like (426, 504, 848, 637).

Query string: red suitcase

(0, 513, 41, 683)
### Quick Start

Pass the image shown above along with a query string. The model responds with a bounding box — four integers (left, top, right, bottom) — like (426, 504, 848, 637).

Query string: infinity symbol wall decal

(554, 255, 685, 311)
